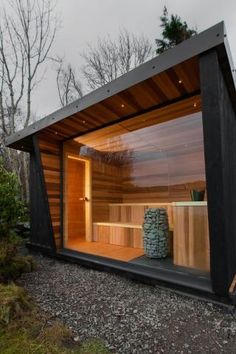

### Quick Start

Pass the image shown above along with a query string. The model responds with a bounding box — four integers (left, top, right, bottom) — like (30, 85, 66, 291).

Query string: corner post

(200, 49, 236, 296)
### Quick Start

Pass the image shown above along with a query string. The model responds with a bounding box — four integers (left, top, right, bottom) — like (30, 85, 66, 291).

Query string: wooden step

(93, 222, 143, 248)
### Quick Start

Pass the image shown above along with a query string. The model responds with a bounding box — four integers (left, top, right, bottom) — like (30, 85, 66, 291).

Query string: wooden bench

(93, 222, 143, 248)
(93, 221, 173, 250)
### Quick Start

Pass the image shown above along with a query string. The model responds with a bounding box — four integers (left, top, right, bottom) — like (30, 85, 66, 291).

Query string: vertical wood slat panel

(93, 223, 143, 248)
(38, 136, 62, 249)
(109, 204, 173, 229)
(173, 206, 210, 271)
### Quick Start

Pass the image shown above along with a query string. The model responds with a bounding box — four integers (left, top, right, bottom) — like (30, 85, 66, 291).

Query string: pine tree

(156, 7, 197, 54)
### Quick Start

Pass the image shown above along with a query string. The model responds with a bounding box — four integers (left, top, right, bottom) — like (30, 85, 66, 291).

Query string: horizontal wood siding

(38, 134, 62, 249)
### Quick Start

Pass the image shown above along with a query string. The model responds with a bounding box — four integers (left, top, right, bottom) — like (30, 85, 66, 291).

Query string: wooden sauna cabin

(6, 22, 236, 302)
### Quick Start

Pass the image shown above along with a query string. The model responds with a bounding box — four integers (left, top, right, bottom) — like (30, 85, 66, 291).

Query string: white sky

(4, 0, 236, 118)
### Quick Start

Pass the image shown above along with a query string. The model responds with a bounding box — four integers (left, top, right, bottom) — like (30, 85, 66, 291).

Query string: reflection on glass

(74, 111, 206, 205)
(63, 110, 209, 273)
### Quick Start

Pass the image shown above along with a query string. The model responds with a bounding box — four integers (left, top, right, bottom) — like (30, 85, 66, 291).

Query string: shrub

(0, 159, 25, 240)
(0, 283, 32, 325)
(0, 253, 36, 283)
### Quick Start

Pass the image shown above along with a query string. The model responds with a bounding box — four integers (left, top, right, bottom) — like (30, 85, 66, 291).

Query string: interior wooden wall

(38, 135, 61, 249)
(92, 160, 123, 221)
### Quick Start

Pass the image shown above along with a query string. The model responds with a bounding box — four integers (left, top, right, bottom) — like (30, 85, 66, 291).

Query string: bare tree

(56, 61, 83, 107)
(0, 0, 57, 201)
(82, 29, 154, 90)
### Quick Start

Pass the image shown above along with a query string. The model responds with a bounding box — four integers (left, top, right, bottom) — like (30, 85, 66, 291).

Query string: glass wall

(63, 111, 210, 272)
(75, 111, 206, 204)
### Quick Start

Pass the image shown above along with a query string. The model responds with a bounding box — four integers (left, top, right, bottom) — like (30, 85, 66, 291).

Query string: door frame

(63, 143, 92, 246)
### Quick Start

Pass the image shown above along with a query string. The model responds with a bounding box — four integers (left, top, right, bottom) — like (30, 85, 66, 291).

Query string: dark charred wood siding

(200, 49, 236, 296)
(29, 135, 56, 253)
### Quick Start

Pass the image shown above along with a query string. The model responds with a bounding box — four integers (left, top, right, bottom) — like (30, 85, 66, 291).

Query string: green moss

(0, 284, 32, 325)
(0, 321, 109, 354)
(0, 246, 36, 282)
(0, 284, 109, 353)
(80, 339, 110, 354)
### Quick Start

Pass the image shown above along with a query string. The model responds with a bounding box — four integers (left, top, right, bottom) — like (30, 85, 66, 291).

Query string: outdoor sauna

(6, 22, 236, 302)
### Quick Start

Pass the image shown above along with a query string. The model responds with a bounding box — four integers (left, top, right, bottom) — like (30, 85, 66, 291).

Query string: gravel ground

(20, 255, 236, 354)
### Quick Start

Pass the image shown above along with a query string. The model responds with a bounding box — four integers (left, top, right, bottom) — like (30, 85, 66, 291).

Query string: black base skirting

(26, 243, 232, 306)
(26, 242, 56, 257)
(57, 248, 232, 306)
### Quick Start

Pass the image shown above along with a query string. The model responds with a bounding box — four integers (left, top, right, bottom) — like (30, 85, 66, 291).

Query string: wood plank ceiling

(39, 56, 200, 142)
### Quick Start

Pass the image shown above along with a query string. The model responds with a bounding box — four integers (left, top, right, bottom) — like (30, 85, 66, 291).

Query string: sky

(4, 0, 236, 118)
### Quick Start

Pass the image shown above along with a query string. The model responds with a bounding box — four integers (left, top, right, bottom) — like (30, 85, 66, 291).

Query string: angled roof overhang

(5, 21, 236, 152)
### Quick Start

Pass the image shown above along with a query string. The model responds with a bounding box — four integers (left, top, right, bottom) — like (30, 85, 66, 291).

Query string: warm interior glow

(63, 95, 210, 273)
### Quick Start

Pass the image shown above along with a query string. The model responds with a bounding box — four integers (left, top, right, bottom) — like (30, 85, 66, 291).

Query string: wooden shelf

(109, 203, 173, 206)
(93, 222, 142, 229)
(173, 201, 207, 207)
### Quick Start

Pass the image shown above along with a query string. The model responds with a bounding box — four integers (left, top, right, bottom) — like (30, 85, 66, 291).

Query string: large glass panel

(63, 111, 210, 274)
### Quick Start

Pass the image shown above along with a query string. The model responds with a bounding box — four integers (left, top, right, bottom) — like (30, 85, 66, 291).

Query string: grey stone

(143, 208, 169, 259)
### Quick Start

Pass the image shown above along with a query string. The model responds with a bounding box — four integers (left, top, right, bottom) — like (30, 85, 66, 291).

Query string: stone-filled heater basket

(143, 208, 169, 258)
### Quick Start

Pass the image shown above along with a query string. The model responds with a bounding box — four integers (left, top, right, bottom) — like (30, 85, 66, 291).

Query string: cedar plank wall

(92, 160, 123, 221)
(38, 134, 62, 249)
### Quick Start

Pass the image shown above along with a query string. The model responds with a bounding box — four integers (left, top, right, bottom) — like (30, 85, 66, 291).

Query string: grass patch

(0, 284, 109, 354)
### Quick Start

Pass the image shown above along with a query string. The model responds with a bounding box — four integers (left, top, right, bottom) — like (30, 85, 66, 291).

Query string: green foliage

(0, 237, 19, 266)
(0, 252, 36, 283)
(156, 6, 197, 54)
(0, 159, 25, 239)
(0, 290, 109, 353)
(0, 284, 32, 325)
(80, 339, 110, 354)
(0, 233, 35, 282)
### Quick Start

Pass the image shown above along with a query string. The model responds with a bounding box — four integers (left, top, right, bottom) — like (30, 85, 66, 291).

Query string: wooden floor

(66, 238, 144, 262)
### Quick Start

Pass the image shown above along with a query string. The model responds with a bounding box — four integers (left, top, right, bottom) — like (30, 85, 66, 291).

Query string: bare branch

(82, 29, 154, 90)
(56, 60, 83, 107)
(0, 0, 58, 201)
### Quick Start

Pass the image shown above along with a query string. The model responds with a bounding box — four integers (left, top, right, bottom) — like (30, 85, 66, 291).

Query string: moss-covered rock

(0, 283, 32, 325)
(0, 254, 36, 282)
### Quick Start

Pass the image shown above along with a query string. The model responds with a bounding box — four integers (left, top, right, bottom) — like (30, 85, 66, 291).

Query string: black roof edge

(6, 21, 231, 149)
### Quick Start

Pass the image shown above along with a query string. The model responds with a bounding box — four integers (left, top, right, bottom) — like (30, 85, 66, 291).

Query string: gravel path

(20, 255, 236, 353)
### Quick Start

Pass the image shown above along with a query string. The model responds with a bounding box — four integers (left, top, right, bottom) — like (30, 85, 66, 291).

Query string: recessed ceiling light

(121, 104, 125, 108)
(178, 79, 182, 84)
(82, 120, 86, 124)
(55, 131, 58, 135)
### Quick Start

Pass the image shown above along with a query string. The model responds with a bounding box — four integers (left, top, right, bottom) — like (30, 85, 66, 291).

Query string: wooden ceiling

(74, 97, 202, 153)
(39, 56, 200, 142)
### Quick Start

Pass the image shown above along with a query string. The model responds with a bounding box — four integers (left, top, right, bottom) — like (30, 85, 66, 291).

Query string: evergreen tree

(156, 7, 197, 54)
